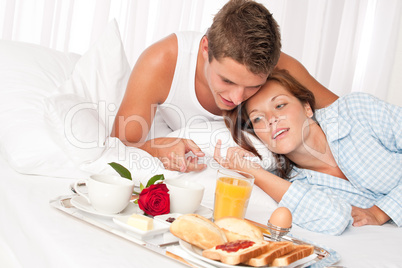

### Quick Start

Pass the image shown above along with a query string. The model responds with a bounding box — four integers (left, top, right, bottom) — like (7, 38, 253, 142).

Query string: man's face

(205, 57, 268, 111)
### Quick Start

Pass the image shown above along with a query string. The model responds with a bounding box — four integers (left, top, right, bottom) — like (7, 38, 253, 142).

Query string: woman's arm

(352, 206, 391, 227)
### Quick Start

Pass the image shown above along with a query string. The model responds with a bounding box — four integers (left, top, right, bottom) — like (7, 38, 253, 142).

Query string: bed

(1, 21, 401, 268)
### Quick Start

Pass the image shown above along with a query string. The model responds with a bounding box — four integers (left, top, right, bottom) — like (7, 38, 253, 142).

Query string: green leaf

(146, 174, 165, 188)
(140, 182, 145, 192)
(108, 162, 132, 180)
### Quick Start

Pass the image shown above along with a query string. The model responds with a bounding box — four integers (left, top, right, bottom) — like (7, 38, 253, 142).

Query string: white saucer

(70, 182, 87, 194)
(70, 196, 140, 217)
(194, 205, 213, 219)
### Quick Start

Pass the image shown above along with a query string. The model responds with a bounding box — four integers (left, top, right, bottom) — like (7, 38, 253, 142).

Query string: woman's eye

(252, 116, 262, 124)
(276, 103, 286, 109)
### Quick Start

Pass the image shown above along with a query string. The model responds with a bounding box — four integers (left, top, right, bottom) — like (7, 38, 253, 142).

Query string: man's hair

(223, 69, 316, 179)
(207, 0, 281, 75)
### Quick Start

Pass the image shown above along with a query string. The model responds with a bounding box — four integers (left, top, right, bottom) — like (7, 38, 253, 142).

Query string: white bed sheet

(1, 153, 402, 268)
(0, 155, 187, 268)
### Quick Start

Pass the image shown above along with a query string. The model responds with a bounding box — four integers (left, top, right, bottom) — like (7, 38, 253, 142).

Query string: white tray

(49, 194, 339, 268)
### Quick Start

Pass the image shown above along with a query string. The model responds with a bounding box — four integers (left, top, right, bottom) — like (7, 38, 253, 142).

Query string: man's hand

(147, 137, 206, 172)
(351, 205, 390, 227)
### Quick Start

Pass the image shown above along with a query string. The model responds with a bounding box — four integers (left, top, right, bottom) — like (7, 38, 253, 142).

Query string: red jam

(216, 240, 255, 253)
(166, 217, 175, 223)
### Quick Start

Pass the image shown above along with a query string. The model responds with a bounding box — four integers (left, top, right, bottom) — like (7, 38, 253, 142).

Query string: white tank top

(157, 31, 222, 132)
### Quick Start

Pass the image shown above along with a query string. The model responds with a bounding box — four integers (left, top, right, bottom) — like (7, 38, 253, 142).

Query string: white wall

(387, 15, 402, 106)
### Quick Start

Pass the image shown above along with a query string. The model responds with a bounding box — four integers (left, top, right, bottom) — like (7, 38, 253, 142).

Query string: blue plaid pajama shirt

(278, 92, 401, 235)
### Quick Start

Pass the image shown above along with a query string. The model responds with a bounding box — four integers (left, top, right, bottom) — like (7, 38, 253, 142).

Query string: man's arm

(111, 34, 206, 172)
(276, 52, 338, 109)
(112, 34, 176, 145)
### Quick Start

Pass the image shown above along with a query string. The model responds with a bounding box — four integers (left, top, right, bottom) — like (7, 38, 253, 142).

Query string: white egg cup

(267, 222, 292, 241)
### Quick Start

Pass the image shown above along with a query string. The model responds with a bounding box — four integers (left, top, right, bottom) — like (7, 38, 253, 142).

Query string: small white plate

(179, 240, 318, 268)
(113, 214, 170, 239)
(154, 213, 182, 224)
(154, 205, 212, 224)
(70, 196, 140, 218)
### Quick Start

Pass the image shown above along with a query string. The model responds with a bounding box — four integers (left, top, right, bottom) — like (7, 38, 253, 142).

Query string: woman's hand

(213, 140, 261, 172)
(351, 205, 390, 227)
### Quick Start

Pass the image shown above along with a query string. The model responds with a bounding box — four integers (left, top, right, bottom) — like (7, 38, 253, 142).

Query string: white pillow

(44, 19, 131, 168)
(44, 94, 106, 164)
(57, 19, 129, 125)
(0, 40, 83, 177)
(0, 19, 130, 178)
(167, 120, 276, 171)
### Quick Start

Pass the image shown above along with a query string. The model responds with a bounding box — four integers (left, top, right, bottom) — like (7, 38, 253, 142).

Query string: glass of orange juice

(213, 169, 254, 221)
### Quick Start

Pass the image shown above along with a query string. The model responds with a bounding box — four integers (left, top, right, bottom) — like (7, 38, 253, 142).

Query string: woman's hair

(207, 0, 281, 75)
(223, 69, 316, 179)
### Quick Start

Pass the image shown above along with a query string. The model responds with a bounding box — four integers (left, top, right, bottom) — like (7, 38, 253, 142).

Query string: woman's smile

(272, 128, 290, 140)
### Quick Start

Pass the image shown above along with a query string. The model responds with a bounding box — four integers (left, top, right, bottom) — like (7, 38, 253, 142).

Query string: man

(111, 0, 338, 172)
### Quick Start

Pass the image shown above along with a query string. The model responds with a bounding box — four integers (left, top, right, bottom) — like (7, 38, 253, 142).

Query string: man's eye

(223, 79, 233, 84)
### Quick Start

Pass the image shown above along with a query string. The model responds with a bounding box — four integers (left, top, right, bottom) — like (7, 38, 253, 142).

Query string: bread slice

(169, 214, 227, 250)
(215, 217, 263, 242)
(202, 240, 270, 265)
(271, 244, 314, 266)
(245, 241, 294, 267)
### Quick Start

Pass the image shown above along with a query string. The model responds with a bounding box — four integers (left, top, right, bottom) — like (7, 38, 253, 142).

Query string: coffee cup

(165, 179, 205, 214)
(73, 174, 135, 214)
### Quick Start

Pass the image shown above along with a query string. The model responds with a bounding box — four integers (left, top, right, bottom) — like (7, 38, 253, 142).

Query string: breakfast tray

(50, 194, 340, 268)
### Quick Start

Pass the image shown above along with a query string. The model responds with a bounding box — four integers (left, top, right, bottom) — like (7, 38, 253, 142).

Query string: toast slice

(245, 241, 294, 267)
(271, 244, 314, 266)
(202, 240, 270, 265)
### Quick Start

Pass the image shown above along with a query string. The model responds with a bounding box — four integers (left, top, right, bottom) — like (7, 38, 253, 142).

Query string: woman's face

(245, 80, 313, 155)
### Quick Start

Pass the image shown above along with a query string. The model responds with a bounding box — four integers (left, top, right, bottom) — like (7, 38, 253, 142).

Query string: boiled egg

(269, 207, 292, 228)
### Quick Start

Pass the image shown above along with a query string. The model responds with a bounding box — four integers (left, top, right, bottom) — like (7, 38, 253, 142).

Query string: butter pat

(127, 214, 153, 231)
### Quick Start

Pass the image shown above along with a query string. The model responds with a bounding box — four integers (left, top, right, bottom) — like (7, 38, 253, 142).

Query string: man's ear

(201, 36, 209, 60)
(304, 102, 314, 118)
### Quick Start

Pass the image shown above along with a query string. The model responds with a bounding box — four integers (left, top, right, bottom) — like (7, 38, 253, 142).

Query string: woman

(214, 69, 401, 235)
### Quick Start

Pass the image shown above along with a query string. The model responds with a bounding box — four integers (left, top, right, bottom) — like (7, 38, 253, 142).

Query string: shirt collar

(315, 101, 352, 142)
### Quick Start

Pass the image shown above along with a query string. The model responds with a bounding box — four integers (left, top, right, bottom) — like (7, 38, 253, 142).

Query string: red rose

(138, 183, 170, 216)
